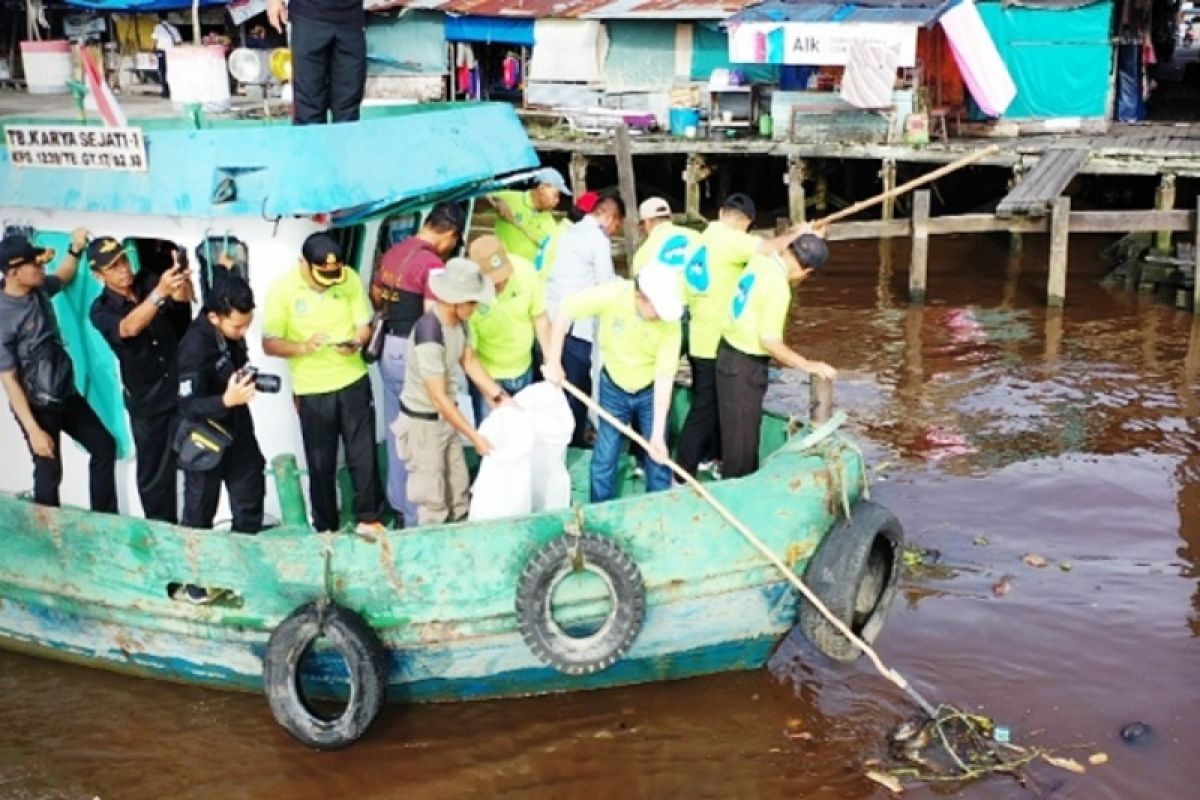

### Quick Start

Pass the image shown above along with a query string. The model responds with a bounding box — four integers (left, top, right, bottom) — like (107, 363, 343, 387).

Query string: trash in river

(993, 725, 1012, 744)
(1120, 721, 1154, 745)
(992, 575, 1014, 597)
(1021, 553, 1049, 568)
(972, 535, 990, 547)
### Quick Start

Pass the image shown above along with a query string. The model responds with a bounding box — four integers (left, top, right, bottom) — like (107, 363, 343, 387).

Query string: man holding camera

(88, 236, 193, 523)
(176, 275, 266, 535)
(0, 231, 117, 513)
(263, 233, 384, 534)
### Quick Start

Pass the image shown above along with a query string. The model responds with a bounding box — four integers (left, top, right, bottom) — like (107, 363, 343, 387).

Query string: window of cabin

(193, 235, 249, 306)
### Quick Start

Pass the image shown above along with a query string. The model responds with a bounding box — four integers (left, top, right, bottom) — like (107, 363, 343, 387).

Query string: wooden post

(1044, 308, 1063, 364)
(809, 376, 834, 425)
(880, 158, 897, 221)
(568, 152, 589, 198)
(1155, 173, 1177, 252)
(613, 125, 640, 257)
(909, 190, 930, 303)
(684, 153, 709, 223)
(1008, 163, 1026, 254)
(815, 173, 829, 214)
(876, 238, 894, 310)
(1047, 196, 1070, 308)
(1194, 197, 1200, 314)
(787, 156, 806, 224)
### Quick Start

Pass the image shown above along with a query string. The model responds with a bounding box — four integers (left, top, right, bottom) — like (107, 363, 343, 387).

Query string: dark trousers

(715, 340, 769, 480)
(181, 433, 265, 533)
(155, 50, 169, 98)
(130, 408, 180, 524)
(290, 16, 366, 124)
(676, 355, 721, 476)
(563, 334, 593, 448)
(22, 394, 117, 512)
(297, 376, 382, 532)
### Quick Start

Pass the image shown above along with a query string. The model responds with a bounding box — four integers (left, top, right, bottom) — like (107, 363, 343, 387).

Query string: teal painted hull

(0, 417, 867, 704)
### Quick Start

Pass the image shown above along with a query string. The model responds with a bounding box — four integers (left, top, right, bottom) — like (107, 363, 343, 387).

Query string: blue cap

(533, 167, 572, 196)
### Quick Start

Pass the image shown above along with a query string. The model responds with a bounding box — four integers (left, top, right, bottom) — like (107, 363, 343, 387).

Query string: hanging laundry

(455, 43, 477, 97)
(502, 51, 521, 91)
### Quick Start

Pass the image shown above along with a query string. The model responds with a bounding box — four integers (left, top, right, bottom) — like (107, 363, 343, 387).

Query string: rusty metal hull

(0, 420, 866, 703)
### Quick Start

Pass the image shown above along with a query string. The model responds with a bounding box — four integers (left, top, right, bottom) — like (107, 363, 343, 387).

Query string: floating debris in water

(972, 535, 990, 547)
(992, 575, 1014, 597)
(1059, 561, 1074, 572)
(1022, 553, 1049, 569)
(1120, 721, 1154, 745)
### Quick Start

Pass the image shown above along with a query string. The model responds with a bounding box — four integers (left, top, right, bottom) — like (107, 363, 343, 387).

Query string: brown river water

(2, 233, 1198, 799)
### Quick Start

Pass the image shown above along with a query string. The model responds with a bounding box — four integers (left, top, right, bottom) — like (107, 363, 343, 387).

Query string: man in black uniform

(88, 237, 193, 523)
(267, 0, 366, 124)
(176, 275, 265, 534)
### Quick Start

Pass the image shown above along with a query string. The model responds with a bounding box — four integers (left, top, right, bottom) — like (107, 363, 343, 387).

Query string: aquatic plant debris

(873, 705, 1103, 790)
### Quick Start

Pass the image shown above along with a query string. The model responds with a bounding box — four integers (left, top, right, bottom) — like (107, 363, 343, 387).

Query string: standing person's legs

(181, 469, 223, 530)
(155, 50, 169, 98)
(715, 343, 767, 480)
(440, 421, 470, 522)
(131, 409, 179, 523)
(590, 372, 633, 503)
(561, 335, 593, 447)
(631, 385, 672, 493)
(676, 355, 719, 476)
(224, 437, 265, 534)
(289, 17, 334, 124)
(60, 394, 117, 513)
(337, 377, 383, 525)
(297, 391, 341, 532)
(23, 405, 64, 507)
(329, 22, 367, 123)
(379, 334, 417, 523)
(402, 416, 450, 526)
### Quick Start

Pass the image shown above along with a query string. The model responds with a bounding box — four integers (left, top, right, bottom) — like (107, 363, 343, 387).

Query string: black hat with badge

(301, 232, 347, 287)
(0, 234, 50, 272)
(87, 236, 127, 271)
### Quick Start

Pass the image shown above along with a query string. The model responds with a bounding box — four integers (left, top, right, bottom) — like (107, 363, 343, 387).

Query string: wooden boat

(0, 104, 903, 749)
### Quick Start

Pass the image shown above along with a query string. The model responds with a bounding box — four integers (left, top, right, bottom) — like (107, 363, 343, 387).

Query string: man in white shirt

(151, 13, 182, 99)
(542, 195, 624, 446)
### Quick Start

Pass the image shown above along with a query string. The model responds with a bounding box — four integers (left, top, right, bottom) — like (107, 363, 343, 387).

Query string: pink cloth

(939, 0, 1016, 118)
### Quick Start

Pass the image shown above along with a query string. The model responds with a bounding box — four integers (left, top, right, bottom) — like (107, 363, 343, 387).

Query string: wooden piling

(568, 152, 589, 197)
(787, 157, 806, 224)
(684, 153, 709, 223)
(1008, 163, 1026, 254)
(880, 158, 897, 221)
(1047, 196, 1071, 308)
(909, 190, 930, 303)
(1155, 174, 1177, 252)
(809, 375, 834, 425)
(613, 125, 640, 257)
(815, 173, 829, 214)
(1194, 197, 1200, 314)
(1044, 308, 1063, 363)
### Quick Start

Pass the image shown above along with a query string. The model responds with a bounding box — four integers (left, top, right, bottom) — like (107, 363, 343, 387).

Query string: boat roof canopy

(0, 103, 540, 221)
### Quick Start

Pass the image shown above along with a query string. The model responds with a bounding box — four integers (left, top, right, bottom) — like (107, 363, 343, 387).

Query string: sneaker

(355, 521, 386, 536)
(699, 460, 723, 480)
(174, 584, 211, 605)
(632, 465, 645, 479)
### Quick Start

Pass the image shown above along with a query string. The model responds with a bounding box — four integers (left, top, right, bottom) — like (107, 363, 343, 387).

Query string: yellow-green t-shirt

(688, 221, 762, 359)
(533, 218, 571, 284)
(262, 266, 372, 395)
(467, 255, 545, 380)
(491, 190, 559, 262)
(630, 222, 702, 279)
(562, 280, 681, 393)
(722, 254, 792, 358)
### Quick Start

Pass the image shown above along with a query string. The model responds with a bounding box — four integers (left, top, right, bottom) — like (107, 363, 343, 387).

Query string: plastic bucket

(166, 45, 231, 113)
(668, 107, 701, 137)
(20, 40, 72, 95)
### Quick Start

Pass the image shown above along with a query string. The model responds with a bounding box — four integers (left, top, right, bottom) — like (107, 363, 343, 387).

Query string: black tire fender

(799, 500, 904, 664)
(263, 601, 388, 750)
(516, 532, 646, 676)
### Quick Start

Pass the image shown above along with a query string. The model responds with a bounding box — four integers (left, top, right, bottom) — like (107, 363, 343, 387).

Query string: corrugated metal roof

(726, 0, 957, 26)
(367, 0, 755, 20)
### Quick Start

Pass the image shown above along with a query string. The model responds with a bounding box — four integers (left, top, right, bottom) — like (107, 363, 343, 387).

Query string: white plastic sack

(468, 406, 534, 521)
(515, 383, 575, 512)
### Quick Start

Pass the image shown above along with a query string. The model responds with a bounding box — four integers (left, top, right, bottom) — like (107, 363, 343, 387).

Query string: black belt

(399, 399, 438, 422)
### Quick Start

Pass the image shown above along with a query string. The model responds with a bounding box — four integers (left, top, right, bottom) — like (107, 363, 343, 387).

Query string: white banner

(5, 125, 148, 172)
(728, 22, 918, 68)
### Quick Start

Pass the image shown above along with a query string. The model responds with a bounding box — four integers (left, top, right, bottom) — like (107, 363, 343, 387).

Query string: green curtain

(977, 0, 1114, 119)
(605, 20, 677, 91)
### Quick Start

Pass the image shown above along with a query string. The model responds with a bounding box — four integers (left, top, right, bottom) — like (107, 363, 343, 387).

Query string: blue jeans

(562, 334, 593, 447)
(378, 333, 418, 524)
(591, 370, 671, 503)
(469, 366, 535, 426)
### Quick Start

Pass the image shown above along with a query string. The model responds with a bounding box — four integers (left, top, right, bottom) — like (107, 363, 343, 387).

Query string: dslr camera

(237, 365, 282, 393)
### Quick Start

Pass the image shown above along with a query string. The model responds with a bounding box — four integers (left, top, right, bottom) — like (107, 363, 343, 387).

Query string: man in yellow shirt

(466, 235, 550, 424)
(262, 233, 384, 534)
(487, 167, 570, 262)
(716, 234, 836, 479)
(630, 196, 702, 279)
(544, 265, 683, 502)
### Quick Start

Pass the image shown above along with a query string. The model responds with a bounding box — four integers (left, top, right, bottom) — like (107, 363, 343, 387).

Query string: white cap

(638, 196, 671, 220)
(636, 264, 684, 322)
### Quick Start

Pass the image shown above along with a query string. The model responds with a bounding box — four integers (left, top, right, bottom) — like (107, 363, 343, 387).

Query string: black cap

(789, 234, 829, 270)
(720, 193, 757, 222)
(301, 232, 344, 268)
(0, 235, 48, 272)
(87, 236, 126, 271)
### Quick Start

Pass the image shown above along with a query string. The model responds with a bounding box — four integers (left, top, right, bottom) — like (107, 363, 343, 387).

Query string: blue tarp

(61, 0, 229, 9)
(444, 15, 534, 47)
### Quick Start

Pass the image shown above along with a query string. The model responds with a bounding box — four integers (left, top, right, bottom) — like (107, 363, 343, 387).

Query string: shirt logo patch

(179, 379, 192, 398)
(685, 245, 709, 293)
(657, 234, 691, 268)
(731, 273, 755, 320)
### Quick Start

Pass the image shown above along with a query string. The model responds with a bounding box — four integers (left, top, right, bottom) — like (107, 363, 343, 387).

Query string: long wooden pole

(815, 144, 1000, 227)
(558, 380, 938, 717)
